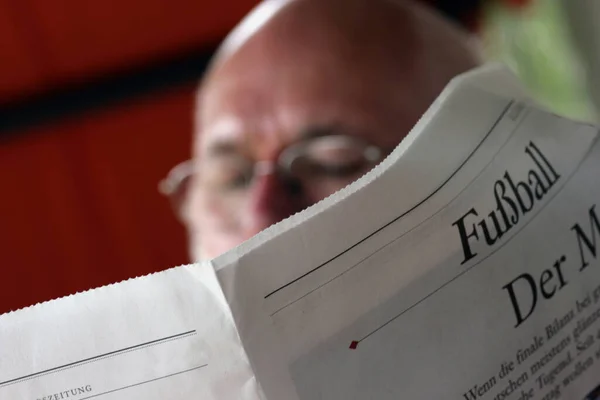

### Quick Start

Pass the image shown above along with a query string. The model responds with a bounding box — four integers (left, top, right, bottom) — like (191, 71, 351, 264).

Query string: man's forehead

(198, 28, 419, 128)
(196, 82, 417, 159)
(196, 54, 423, 154)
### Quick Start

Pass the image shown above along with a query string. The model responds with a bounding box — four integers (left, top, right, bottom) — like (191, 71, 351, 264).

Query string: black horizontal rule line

(271, 104, 529, 316)
(79, 364, 208, 400)
(0, 330, 196, 387)
(0, 44, 217, 137)
(356, 138, 594, 345)
(264, 100, 514, 300)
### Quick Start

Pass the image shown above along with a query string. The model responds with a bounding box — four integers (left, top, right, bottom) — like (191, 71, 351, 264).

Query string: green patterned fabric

(482, 0, 595, 121)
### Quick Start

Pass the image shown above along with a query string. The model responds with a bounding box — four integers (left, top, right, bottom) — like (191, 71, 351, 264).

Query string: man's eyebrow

(205, 141, 243, 157)
(204, 125, 349, 156)
(300, 125, 346, 140)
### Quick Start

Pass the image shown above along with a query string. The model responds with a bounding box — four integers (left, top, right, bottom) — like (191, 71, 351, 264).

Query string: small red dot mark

(349, 341, 359, 350)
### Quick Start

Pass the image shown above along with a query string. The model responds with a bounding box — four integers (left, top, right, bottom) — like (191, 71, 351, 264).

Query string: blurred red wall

(0, 0, 259, 102)
(0, 0, 259, 314)
(0, 86, 198, 313)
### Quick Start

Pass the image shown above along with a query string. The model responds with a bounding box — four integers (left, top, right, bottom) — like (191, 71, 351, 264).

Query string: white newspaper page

(0, 264, 261, 400)
(215, 68, 600, 399)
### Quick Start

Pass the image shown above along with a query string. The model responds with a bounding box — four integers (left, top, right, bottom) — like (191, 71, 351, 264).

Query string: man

(162, 0, 480, 260)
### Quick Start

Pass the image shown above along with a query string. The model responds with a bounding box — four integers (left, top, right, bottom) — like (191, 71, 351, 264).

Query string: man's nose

(241, 170, 307, 237)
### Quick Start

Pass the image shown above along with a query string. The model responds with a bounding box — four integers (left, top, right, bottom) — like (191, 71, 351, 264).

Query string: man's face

(182, 2, 464, 260)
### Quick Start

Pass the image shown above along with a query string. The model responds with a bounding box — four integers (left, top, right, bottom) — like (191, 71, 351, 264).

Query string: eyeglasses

(159, 135, 387, 220)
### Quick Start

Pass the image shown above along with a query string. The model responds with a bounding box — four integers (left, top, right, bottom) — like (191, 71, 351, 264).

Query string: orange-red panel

(25, 0, 259, 84)
(0, 86, 194, 314)
(0, 0, 49, 102)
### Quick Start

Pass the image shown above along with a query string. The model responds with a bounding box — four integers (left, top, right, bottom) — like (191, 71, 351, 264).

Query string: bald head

(202, 0, 479, 116)
(185, 0, 480, 260)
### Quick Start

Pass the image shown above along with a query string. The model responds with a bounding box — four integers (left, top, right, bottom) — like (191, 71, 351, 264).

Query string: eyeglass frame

(159, 134, 388, 219)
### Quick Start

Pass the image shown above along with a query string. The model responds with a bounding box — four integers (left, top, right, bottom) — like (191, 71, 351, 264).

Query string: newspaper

(2, 65, 600, 400)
